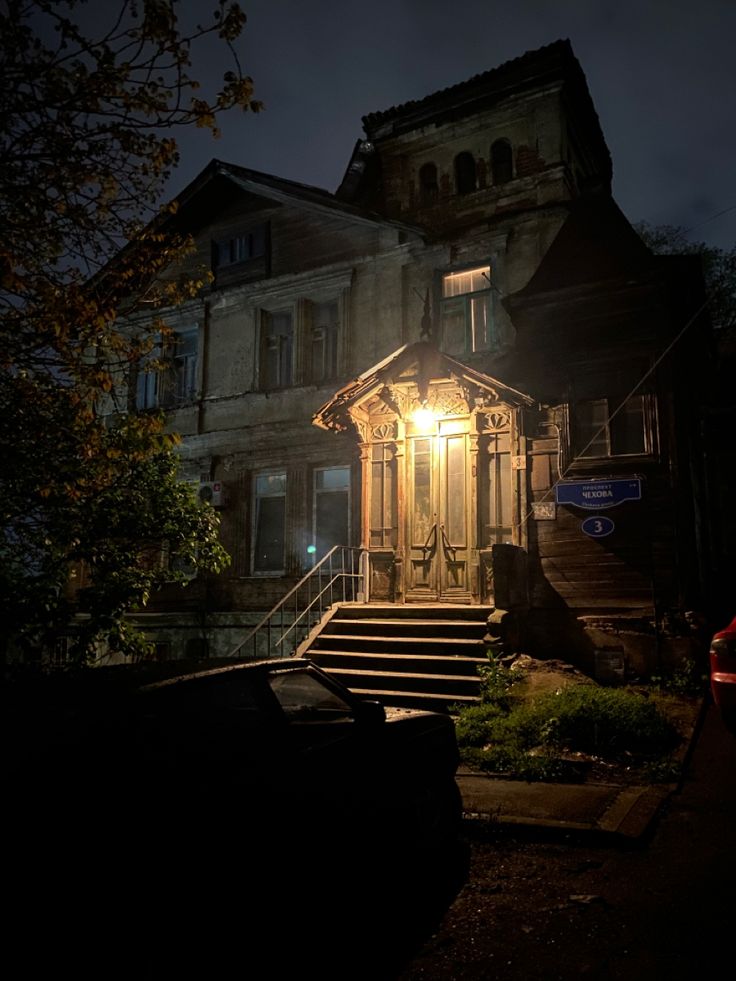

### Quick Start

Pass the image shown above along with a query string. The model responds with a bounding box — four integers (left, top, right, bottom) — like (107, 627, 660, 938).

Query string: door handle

(439, 524, 457, 560)
(421, 522, 437, 555)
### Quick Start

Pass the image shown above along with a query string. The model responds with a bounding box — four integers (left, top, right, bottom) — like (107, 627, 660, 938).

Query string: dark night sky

(171, 0, 735, 250)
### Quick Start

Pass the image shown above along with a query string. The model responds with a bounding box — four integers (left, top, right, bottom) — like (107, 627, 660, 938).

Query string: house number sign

(581, 515, 615, 538)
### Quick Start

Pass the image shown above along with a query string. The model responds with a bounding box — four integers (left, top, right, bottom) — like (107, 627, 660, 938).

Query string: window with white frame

(259, 310, 293, 390)
(215, 224, 266, 268)
(135, 346, 160, 410)
(574, 396, 648, 458)
(571, 367, 654, 460)
(441, 265, 494, 356)
(253, 472, 287, 574)
(170, 327, 198, 404)
(309, 300, 340, 384)
(135, 327, 198, 410)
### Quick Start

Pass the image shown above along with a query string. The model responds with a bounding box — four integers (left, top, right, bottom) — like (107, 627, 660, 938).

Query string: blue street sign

(581, 515, 615, 538)
(555, 477, 641, 510)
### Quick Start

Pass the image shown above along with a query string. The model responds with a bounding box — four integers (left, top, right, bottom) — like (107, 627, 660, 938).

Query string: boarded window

(419, 162, 439, 205)
(454, 152, 477, 195)
(491, 139, 513, 185)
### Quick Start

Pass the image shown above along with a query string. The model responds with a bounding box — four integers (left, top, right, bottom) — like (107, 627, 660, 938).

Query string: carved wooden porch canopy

(312, 340, 536, 436)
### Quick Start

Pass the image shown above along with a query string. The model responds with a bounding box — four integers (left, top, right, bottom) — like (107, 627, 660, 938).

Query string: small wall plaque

(532, 502, 556, 520)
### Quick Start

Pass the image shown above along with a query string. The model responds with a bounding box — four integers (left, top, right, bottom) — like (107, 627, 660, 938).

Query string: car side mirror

(353, 699, 386, 724)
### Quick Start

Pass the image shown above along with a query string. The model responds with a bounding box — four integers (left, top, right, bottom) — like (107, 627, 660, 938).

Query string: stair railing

(226, 546, 369, 661)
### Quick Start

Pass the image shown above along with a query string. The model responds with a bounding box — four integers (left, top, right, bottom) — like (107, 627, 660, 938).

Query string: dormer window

(214, 223, 267, 269)
(491, 139, 513, 185)
(454, 152, 477, 195)
(418, 162, 439, 205)
(217, 225, 266, 266)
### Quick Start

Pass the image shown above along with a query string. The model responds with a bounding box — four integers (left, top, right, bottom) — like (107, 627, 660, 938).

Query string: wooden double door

(406, 421, 474, 602)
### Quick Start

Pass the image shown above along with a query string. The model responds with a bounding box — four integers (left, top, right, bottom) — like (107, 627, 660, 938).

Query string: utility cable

(514, 297, 709, 535)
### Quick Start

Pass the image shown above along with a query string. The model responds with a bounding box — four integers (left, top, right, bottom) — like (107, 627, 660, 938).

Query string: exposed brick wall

(515, 144, 546, 178)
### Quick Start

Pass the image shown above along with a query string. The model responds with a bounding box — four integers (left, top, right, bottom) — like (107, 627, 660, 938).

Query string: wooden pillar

(358, 439, 371, 550)
(469, 425, 480, 602)
(393, 420, 406, 603)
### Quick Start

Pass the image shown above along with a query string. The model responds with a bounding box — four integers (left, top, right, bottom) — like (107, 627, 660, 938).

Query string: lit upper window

(441, 265, 494, 355)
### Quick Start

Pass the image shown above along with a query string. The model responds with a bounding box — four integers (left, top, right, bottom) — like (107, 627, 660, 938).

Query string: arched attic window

(418, 162, 439, 205)
(491, 139, 513, 185)
(454, 152, 477, 195)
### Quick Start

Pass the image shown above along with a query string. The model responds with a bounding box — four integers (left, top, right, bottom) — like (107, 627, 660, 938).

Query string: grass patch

(456, 656, 680, 782)
(650, 656, 708, 697)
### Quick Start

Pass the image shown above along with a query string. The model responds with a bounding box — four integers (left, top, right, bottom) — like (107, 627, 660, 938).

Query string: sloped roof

(174, 159, 422, 234)
(314, 341, 535, 431)
(506, 193, 655, 306)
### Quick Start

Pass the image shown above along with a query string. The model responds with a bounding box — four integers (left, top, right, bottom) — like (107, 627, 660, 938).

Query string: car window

(143, 672, 267, 724)
(268, 671, 353, 719)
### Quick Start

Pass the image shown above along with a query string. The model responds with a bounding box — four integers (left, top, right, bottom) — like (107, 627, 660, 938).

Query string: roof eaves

(362, 39, 574, 135)
(209, 161, 423, 237)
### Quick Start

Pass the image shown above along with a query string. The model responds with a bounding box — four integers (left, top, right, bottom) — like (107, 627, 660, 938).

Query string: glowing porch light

(412, 404, 437, 431)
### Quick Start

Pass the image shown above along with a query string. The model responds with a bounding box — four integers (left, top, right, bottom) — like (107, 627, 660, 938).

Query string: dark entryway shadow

(7, 830, 470, 980)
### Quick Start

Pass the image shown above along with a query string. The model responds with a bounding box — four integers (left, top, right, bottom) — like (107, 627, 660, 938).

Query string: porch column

(393, 419, 406, 603)
(358, 440, 371, 550)
(469, 427, 480, 601)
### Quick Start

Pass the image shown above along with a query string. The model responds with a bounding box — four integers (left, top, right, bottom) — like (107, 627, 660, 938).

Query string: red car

(710, 616, 736, 723)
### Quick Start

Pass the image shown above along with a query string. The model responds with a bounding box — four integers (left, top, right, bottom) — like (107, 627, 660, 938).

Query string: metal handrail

(226, 545, 368, 661)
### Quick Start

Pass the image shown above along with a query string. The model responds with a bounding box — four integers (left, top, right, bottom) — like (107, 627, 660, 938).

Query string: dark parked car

(7, 659, 462, 971)
(710, 616, 736, 726)
(140, 658, 461, 846)
(9, 658, 461, 861)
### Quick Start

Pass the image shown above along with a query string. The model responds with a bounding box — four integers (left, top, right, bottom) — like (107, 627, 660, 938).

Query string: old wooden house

(126, 40, 712, 687)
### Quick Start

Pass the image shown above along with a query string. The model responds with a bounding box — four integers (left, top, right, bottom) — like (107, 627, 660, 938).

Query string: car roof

(139, 658, 314, 692)
(714, 617, 736, 638)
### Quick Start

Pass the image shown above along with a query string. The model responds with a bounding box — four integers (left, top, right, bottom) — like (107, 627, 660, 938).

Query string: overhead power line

(515, 297, 710, 535)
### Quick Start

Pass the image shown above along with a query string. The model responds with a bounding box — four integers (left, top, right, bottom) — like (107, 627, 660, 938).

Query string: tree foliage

(635, 222, 736, 334)
(0, 0, 262, 661)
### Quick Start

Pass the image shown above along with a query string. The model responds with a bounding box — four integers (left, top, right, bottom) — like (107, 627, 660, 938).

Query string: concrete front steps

(300, 603, 495, 710)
